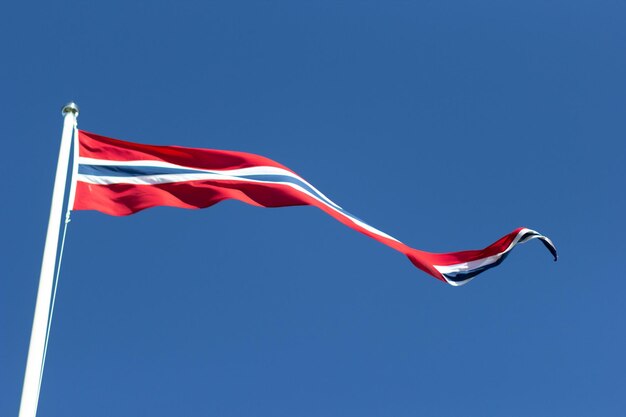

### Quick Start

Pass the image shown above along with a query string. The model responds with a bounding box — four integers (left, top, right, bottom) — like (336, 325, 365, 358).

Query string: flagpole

(19, 102, 79, 417)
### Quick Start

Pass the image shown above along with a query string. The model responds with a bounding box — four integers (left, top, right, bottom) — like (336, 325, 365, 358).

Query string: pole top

(61, 102, 79, 117)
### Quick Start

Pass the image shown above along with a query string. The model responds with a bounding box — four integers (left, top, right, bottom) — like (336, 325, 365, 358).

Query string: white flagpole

(19, 102, 79, 417)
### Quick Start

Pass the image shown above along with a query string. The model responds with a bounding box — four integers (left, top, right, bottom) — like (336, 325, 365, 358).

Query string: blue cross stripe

(78, 164, 348, 213)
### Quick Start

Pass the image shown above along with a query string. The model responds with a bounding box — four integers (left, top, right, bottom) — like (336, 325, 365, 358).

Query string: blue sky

(1, 1, 624, 416)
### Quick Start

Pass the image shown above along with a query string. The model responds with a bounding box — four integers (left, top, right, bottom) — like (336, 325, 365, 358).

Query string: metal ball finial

(62, 102, 79, 117)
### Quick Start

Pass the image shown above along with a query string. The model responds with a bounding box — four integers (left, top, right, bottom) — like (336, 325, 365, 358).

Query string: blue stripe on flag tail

(442, 253, 511, 283)
(519, 230, 558, 260)
(235, 174, 344, 211)
(227, 173, 361, 221)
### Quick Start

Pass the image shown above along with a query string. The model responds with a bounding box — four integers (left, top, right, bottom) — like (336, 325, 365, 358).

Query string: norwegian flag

(74, 130, 557, 285)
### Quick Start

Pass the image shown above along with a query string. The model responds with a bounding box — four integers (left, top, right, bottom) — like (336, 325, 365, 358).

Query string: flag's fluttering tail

(74, 130, 557, 285)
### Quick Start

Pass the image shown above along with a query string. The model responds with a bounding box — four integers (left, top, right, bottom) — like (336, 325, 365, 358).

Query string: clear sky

(1, 1, 624, 416)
